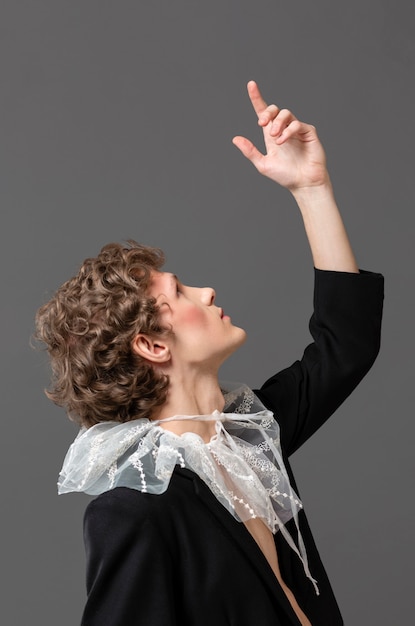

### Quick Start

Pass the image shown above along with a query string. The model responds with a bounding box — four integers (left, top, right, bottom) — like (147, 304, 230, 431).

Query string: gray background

(2, 1, 414, 624)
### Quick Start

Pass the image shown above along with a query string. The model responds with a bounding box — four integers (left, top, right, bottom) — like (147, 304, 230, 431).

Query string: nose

(200, 287, 216, 306)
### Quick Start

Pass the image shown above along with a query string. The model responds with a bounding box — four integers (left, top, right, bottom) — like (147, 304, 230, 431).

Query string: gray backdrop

(2, 1, 414, 624)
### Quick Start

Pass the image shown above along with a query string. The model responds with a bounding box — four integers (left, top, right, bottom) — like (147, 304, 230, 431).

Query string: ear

(131, 333, 171, 364)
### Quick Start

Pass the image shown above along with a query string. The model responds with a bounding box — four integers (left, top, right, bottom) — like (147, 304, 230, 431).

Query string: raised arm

(233, 82, 383, 454)
(232, 81, 359, 273)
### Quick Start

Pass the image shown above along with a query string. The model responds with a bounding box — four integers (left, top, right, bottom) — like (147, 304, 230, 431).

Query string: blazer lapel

(177, 467, 302, 626)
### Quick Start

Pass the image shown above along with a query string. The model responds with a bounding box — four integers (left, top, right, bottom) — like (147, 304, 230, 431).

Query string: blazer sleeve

(255, 268, 384, 457)
(81, 489, 177, 626)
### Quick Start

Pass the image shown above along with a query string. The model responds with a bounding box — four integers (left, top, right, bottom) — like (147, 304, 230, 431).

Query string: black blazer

(82, 269, 384, 626)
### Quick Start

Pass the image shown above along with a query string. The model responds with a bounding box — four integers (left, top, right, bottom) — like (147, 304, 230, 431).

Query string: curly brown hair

(35, 241, 170, 428)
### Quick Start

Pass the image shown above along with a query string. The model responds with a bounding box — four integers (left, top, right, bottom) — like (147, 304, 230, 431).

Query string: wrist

(290, 177, 333, 205)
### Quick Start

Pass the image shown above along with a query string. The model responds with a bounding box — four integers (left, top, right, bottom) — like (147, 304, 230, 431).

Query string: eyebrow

(169, 274, 179, 289)
(164, 274, 181, 298)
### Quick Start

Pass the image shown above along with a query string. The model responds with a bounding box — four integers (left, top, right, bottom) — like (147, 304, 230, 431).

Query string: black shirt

(82, 269, 384, 625)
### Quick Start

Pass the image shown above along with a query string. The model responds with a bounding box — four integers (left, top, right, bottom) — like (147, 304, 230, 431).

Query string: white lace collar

(58, 382, 318, 593)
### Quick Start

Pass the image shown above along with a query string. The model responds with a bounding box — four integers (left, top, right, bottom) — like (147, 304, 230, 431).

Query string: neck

(152, 372, 225, 442)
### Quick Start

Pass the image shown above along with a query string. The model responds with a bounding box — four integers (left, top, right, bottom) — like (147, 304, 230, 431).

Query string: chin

(237, 323, 247, 338)
(216, 327, 247, 366)
(231, 327, 248, 352)
(239, 328, 248, 345)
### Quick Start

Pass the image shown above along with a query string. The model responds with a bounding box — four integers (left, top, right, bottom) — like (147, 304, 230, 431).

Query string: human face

(149, 272, 246, 371)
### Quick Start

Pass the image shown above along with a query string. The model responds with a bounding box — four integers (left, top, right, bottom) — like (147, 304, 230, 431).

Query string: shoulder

(83, 487, 177, 563)
(86, 485, 148, 513)
(83, 488, 154, 541)
(84, 470, 198, 529)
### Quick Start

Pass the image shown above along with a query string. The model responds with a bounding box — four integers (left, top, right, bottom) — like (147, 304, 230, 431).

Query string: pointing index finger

(247, 80, 268, 117)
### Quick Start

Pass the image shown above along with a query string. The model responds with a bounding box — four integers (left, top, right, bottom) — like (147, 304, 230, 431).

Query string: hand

(233, 81, 329, 191)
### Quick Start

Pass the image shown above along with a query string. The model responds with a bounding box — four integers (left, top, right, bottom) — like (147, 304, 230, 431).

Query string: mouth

(220, 308, 231, 321)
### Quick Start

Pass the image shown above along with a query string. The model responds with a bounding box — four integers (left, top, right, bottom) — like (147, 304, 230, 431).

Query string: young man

(37, 81, 384, 625)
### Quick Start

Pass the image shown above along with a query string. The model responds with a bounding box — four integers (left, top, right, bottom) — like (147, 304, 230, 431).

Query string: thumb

(232, 136, 265, 172)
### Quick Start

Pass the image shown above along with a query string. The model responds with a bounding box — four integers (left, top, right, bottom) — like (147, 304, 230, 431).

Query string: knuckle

(255, 159, 267, 174)
(265, 104, 279, 120)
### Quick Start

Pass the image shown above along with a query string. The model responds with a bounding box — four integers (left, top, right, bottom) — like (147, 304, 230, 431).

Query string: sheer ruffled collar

(58, 382, 318, 593)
